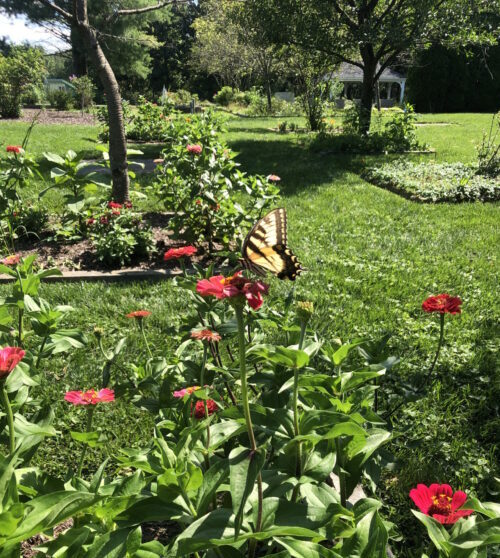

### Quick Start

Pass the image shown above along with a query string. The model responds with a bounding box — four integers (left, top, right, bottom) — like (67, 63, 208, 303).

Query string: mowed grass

(0, 112, 498, 550)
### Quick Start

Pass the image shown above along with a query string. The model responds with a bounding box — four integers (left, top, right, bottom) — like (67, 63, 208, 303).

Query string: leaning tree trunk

(359, 47, 377, 135)
(75, 0, 129, 202)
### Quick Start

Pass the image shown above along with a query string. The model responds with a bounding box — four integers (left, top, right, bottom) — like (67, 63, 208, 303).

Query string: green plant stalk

(139, 319, 153, 359)
(235, 304, 262, 558)
(15, 268, 24, 347)
(425, 313, 445, 386)
(335, 437, 347, 508)
(291, 321, 307, 502)
(35, 336, 48, 369)
(199, 344, 211, 472)
(76, 406, 95, 477)
(1, 380, 15, 455)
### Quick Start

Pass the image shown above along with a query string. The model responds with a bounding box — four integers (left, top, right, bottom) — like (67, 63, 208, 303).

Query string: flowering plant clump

(410, 483, 473, 525)
(422, 294, 462, 314)
(64, 388, 115, 405)
(0, 346, 25, 377)
(196, 271, 269, 310)
(163, 245, 197, 261)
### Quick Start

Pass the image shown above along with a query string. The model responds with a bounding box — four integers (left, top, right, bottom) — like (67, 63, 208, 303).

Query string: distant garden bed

(363, 161, 500, 203)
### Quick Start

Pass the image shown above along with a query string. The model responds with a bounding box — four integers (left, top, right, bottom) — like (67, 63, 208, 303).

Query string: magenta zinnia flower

(186, 144, 202, 154)
(0, 347, 25, 378)
(173, 385, 201, 398)
(410, 483, 473, 524)
(196, 271, 269, 310)
(65, 388, 115, 405)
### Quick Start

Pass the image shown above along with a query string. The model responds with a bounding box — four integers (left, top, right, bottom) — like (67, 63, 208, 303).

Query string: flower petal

(409, 485, 432, 513)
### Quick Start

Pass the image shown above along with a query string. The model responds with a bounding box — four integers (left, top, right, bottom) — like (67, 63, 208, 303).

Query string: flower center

(429, 494, 452, 515)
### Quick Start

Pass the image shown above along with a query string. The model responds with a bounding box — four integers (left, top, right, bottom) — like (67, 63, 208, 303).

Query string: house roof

(44, 78, 76, 89)
(334, 63, 406, 82)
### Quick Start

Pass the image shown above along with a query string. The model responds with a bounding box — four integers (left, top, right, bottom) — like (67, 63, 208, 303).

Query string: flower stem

(15, 267, 24, 347)
(139, 320, 152, 359)
(1, 381, 15, 455)
(335, 437, 347, 508)
(424, 314, 445, 386)
(35, 336, 48, 369)
(76, 406, 95, 477)
(291, 321, 307, 502)
(235, 304, 262, 558)
(200, 344, 211, 472)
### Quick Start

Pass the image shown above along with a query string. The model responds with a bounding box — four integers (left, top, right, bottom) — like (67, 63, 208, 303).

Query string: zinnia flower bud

(296, 301, 314, 323)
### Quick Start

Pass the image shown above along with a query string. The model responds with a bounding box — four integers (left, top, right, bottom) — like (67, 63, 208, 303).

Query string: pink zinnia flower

(126, 310, 151, 319)
(410, 484, 473, 524)
(0, 347, 25, 378)
(173, 385, 201, 398)
(267, 174, 281, 182)
(164, 246, 197, 261)
(422, 294, 462, 315)
(193, 399, 218, 419)
(186, 144, 202, 154)
(1, 254, 20, 266)
(6, 146, 22, 154)
(191, 329, 221, 342)
(196, 271, 269, 310)
(64, 388, 115, 405)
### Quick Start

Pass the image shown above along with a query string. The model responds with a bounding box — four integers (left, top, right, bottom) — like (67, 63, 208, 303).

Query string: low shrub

(476, 112, 500, 177)
(363, 161, 500, 203)
(9, 203, 48, 239)
(213, 85, 236, 106)
(47, 89, 74, 111)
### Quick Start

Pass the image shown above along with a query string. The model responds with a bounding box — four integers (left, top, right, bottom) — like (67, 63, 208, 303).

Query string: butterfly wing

(242, 208, 302, 280)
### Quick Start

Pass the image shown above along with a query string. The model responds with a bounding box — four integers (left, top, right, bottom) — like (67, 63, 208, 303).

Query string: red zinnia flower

(191, 329, 222, 342)
(0, 347, 25, 378)
(1, 254, 20, 266)
(195, 199, 202, 205)
(108, 201, 123, 209)
(100, 216, 109, 225)
(186, 144, 202, 154)
(6, 145, 22, 154)
(410, 484, 473, 524)
(126, 310, 151, 319)
(196, 271, 269, 310)
(64, 388, 115, 405)
(164, 246, 197, 261)
(267, 174, 281, 182)
(173, 385, 201, 398)
(422, 294, 462, 315)
(86, 218, 95, 225)
(193, 398, 218, 419)
(124, 201, 133, 209)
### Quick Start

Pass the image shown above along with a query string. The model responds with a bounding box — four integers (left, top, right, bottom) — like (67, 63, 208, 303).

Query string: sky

(0, 12, 68, 52)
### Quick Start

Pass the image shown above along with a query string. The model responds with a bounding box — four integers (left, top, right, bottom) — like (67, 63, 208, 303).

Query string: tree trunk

(359, 48, 377, 135)
(70, 24, 87, 76)
(266, 79, 272, 112)
(75, 0, 129, 202)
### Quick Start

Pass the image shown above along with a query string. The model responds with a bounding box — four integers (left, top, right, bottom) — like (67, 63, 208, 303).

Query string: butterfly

(241, 208, 303, 280)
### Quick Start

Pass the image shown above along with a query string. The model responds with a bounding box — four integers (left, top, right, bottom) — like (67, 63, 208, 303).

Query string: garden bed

(3, 107, 97, 126)
(363, 161, 500, 203)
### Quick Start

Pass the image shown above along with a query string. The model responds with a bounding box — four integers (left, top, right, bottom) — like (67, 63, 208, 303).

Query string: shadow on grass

(229, 137, 357, 196)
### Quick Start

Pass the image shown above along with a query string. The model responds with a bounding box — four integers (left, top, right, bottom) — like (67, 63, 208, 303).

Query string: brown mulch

(12, 213, 219, 273)
(2, 108, 97, 126)
(21, 519, 74, 558)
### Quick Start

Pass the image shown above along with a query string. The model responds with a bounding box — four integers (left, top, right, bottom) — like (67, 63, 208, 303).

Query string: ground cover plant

(0, 111, 498, 556)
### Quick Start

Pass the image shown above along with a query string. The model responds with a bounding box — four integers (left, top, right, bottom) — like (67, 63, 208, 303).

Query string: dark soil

(21, 519, 73, 558)
(3, 108, 97, 126)
(12, 213, 220, 272)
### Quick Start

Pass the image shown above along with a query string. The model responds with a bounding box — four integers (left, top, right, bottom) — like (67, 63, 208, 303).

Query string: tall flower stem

(424, 314, 445, 386)
(1, 380, 15, 455)
(35, 336, 48, 369)
(291, 321, 307, 502)
(235, 304, 262, 558)
(139, 320, 152, 359)
(76, 406, 95, 477)
(199, 344, 211, 471)
(15, 268, 24, 347)
(335, 437, 347, 508)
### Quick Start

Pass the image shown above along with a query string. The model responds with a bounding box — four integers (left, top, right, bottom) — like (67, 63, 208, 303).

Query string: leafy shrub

(363, 161, 500, 203)
(382, 103, 420, 152)
(213, 85, 236, 106)
(10, 203, 48, 238)
(476, 112, 500, 177)
(47, 89, 74, 111)
(20, 84, 45, 107)
(89, 203, 156, 266)
(0, 46, 46, 118)
(154, 111, 280, 251)
(69, 75, 94, 110)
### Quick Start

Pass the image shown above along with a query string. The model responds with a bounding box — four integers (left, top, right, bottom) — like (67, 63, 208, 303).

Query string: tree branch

(35, 0, 73, 21)
(330, 0, 359, 31)
(113, 0, 189, 17)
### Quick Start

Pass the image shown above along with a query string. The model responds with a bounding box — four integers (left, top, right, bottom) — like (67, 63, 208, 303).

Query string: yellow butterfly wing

(242, 208, 302, 280)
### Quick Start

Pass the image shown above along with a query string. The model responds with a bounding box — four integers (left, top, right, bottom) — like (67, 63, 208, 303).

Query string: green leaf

(229, 446, 266, 537)
(248, 345, 310, 369)
(14, 415, 57, 438)
(86, 527, 130, 558)
(43, 152, 66, 165)
(197, 459, 230, 516)
(70, 431, 104, 448)
(412, 511, 450, 550)
(276, 537, 342, 558)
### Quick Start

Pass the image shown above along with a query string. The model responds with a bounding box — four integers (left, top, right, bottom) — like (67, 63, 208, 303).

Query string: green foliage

(476, 112, 500, 178)
(213, 85, 236, 106)
(0, 46, 46, 118)
(363, 161, 500, 203)
(46, 89, 74, 111)
(90, 204, 156, 267)
(70, 75, 95, 111)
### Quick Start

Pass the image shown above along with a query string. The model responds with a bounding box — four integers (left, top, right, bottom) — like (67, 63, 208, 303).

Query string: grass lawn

(0, 112, 498, 555)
